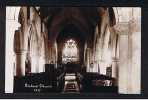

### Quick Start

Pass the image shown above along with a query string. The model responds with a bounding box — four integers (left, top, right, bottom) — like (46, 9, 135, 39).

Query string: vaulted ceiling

(38, 7, 115, 43)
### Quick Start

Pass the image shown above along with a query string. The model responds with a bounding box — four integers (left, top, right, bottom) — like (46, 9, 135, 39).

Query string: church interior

(5, 7, 141, 94)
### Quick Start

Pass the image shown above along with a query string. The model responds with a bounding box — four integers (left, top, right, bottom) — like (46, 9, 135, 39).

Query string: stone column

(14, 30, 26, 76)
(15, 51, 26, 76)
(99, 59, 106, 75)
(129, 31, 141, 94)
(115, 22, 130, 94)
(31, 55, 39, 73)
(86, 48, 90, 72)
(111, 57, 119, 78)
(93, 61, 98, 73)
(128, 19, 141, 94)
(119, 32, 129, 93)
(111, 57, 119, 86)
(55, 42, 58, 68)
(116, 20, 141, 94)
(39, 36, 46, 73)
(39, 56, 45, 73)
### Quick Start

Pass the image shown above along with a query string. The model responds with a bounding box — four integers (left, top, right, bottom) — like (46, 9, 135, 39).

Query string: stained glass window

(62, 39, 79, 63)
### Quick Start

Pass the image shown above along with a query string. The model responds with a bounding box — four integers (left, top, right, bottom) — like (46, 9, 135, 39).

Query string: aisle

(63, 73, 80, 93)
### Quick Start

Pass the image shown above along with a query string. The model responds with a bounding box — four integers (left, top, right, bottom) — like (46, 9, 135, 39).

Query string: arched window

(62, 39, 79, 63)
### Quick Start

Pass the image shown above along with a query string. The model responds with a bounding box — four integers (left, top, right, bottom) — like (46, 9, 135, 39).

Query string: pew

(14, 64, 65, 93)
(80, 72, 118, 93)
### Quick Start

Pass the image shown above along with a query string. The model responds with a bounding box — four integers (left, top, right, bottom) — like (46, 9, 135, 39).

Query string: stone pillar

(115, 22, 140, 94)
(39, 56, 45, 73)
(16, 51, 26, 76)
(111, 57, 119, 86)
(86, 48, 90, 72)
(31, 55, 39, 73)
(14, 30, 26, 76)
(116, 20, 141, 94)
(128, 19, 141, 94)
(93, 61, 98, 73)
(99, 59, 106, 75)
(119, 31, 129, 93)
(115, 22, 130, 94)
(130, 31, 141, 94)
(111, 57, 119, 78)
(55, 42, 58, 68)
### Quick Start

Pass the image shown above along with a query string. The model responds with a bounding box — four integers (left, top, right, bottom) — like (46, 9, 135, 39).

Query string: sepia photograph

(5, 7, 141, 94)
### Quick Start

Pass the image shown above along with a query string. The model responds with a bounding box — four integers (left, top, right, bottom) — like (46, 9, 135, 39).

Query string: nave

(5, 7, 141, 94)
(14, 63, 117, 93)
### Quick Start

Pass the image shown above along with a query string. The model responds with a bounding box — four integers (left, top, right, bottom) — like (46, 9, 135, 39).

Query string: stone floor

(63, 73, 80, 93)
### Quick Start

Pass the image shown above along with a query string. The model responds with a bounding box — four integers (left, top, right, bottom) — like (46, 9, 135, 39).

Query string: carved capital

(114, 22, 129, 35)
(129, 19, 141, 33)
(15, 50, 27, 55)
(112, 57, 119, 62)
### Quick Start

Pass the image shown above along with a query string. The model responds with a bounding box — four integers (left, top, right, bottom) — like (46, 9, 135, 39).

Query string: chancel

(5, 7, 141, 94)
